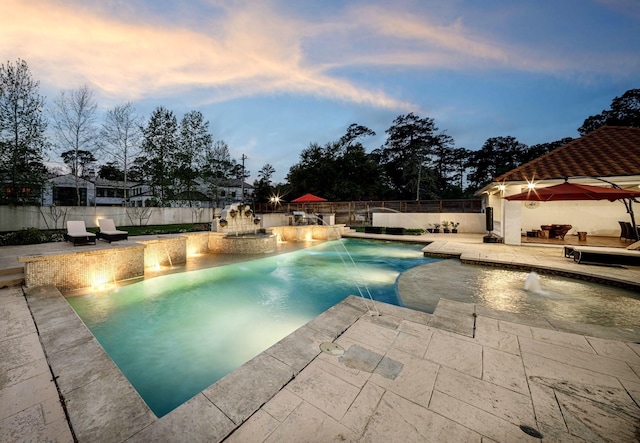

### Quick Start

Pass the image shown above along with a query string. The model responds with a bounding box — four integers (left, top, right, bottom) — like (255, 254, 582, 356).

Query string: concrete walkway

(1, 235, 639, 442)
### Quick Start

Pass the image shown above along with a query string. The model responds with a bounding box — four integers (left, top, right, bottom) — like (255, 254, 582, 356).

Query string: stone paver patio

(1, 234, 639, 442)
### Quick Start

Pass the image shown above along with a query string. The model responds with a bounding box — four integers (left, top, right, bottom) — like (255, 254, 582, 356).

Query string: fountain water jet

(524, 272, 550, 295)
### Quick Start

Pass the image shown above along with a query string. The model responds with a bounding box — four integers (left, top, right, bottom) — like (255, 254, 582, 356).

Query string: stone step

(0, 266, 25, 288)
(0, 266, 23, 276)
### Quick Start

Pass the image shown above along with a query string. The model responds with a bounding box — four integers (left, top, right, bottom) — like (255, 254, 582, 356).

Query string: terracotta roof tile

(494, 126, 640, 183)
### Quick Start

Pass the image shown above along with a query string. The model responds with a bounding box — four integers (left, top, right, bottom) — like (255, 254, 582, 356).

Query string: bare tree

(126, 206, 153, 226)
(101, 102, 141, 205)
(50, 85, 99, 205)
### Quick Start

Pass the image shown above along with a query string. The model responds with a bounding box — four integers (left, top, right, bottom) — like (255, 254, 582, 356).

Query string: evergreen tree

(199, 140, 235, 206)
(0, 58, 48, 205)
(579, 89, 640, 135)
(140, 106, 178, 206)
(177, 110, 212, 206)
(373, 113, 448, 199)
(467, 136, 528, 191)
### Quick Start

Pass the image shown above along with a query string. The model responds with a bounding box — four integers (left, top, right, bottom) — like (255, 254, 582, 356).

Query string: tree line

(1, 58, 639, 207)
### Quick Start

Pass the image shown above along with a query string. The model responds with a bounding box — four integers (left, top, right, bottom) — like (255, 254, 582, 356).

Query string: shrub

(3, 228, 45, 245)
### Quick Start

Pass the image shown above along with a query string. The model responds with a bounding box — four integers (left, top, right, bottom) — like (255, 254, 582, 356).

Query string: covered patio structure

(477, 126, 640, 246)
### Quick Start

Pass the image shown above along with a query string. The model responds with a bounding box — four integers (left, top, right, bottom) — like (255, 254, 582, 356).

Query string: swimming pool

(67, 238, 431, 417)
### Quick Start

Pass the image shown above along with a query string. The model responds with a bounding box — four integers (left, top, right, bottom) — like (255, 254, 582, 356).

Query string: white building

(477, 126, 640, 245)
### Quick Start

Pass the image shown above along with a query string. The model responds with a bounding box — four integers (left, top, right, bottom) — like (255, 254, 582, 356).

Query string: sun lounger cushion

(97, 219, 128, 243)
(64, 221, 96, 246)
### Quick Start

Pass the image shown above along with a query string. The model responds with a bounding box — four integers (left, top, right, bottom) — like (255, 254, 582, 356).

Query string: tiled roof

(493, 126, 640, 183)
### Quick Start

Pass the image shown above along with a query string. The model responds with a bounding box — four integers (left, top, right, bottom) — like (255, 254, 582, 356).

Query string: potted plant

(253, 217, 261, 225)
(425, 223, 434, 233)
(451, 221, 460, 233)
(433, 223, 440, 233)
(441, 221, 450, 233)
(245, 208, 253, 218)
(219, 218, 228, 227)
(229, 209, 238, 218)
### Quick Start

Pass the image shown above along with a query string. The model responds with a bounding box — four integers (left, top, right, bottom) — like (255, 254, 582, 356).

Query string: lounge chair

(571, 241, 640, 266)
(97, 219, 128, 243)
(64, 221, 97, 246)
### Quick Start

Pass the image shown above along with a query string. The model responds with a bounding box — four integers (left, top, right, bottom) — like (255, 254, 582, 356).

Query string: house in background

(127, 179, 254, 208)
(478, 126, 640, 245)
(43, 175, 94, 206)
(40, 174, 254, 208)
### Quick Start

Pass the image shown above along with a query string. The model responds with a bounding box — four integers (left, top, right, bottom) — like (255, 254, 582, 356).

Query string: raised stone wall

(19, 245, 145, 292)
(272, 225, 345, 242)
(19, 226, 344, 291)
(138, 236, 187, 268)
(182, 232, 211, 255)
(208, 233, 277, 254)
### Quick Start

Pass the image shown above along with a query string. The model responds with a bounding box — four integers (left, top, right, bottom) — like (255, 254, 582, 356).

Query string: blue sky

(2, 0, 639, 182)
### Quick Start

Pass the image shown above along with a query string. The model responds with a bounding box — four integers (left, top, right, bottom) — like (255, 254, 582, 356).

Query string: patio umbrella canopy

(504, 180, 640, 240)
(291, 193, 328, 203)
(504, 182, 640, 202)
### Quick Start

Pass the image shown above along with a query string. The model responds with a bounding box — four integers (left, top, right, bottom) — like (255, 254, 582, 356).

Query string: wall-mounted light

(498, 184, 506, 192)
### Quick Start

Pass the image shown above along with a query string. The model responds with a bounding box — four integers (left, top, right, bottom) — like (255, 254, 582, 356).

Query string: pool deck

(1, 233, 639, 442)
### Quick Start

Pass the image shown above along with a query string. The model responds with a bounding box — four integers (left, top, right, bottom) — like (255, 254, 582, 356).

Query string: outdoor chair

(623, 222, 638, 241)
(547, 224, 572, 240)
(64, 221, 97, 246)
(97, 219, 129, 243)
(619, 221, 628, 241)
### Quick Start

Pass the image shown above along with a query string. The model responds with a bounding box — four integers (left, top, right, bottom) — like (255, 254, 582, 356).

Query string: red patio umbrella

(504, 181, 640, 240)
(504, 182, 640, 202)
(291, 193, 328, 203)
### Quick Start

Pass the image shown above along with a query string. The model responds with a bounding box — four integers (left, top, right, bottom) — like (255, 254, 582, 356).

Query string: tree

(177, 110, 212, 206)
(286, 123, 383, 200)
(467, 136, 528, 190)
(0, 58, 48, 205)
(51, 85, 100, 205)
(373, 113, 447, 199)
(579, 89, 640, 135)
(522, 137, 573, 164)
(98, 161, 125, 181)
(101, 102, 142, 204)
(252, 163, 276, 203)
(140, 106, 178, 206)
(61, 149, 96, 177)
(199, 140, 235, 206)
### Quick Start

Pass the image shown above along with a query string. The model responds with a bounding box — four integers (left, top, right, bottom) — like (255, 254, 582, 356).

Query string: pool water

(67, 239, 431, 417)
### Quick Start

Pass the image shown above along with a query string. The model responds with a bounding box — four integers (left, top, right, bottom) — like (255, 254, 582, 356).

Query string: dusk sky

(2, 0, 639, 182)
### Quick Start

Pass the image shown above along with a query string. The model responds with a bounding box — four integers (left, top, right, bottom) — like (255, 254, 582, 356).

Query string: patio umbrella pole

(576, 176, 639, 241)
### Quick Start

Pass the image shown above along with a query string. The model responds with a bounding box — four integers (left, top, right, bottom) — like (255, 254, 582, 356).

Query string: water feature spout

(524, 272, 543, 293)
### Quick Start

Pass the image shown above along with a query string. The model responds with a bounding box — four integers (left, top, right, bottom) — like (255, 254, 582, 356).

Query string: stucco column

(503, 200, 522, 245)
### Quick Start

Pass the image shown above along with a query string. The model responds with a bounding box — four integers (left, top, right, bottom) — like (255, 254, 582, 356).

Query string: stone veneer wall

(137, 236, 187, 268)
(19, 227, 344, 291)
(19, 245, 145, 292)
(208, 233, 278, 254)
(182, 232, 211, 255)
(272, 225, 345, 242)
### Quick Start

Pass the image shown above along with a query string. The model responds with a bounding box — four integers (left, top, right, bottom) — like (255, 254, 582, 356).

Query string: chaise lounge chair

(97, 219, 128, 243)
(569, 241, 640, 266)
(64, 221, 97, 246)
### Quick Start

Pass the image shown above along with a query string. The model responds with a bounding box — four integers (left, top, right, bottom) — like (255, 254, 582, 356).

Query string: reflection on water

(406, 261, 640, 328)
(66, 238, 432, 417)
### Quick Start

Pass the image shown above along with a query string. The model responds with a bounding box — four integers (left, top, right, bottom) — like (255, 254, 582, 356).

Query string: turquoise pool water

(67, 238, 432, 417)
